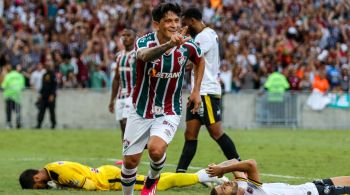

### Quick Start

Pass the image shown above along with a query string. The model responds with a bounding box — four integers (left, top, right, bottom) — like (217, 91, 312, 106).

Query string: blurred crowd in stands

(1, 0, 350, 94)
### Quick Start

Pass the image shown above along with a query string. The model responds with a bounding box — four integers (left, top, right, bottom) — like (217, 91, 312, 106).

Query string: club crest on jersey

(152, 106, 164, 115)
(178, 55, 187, 66)
(177, 47, 187, 66)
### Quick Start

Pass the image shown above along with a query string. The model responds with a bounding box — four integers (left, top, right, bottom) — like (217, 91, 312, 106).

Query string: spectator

(240, 64, 259, 90)
(30, 62, 46, 92)
(299, 72, 313, 92)
(219, 62, 232, 93)
(59, 54, 75, 79)
(287, 67, 301, 91)
(339, 65, 350, 92)
(90, 65, 108, 90)
(313, 71, 330, 94)
(62, 71, 78, 88)
(1, 0, 350, 93)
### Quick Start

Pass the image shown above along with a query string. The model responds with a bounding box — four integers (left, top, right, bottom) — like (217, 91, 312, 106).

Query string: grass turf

(1, 128, 349, 194)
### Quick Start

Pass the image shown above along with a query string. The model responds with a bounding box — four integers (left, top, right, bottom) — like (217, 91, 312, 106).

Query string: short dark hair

(151, 3, 181, 22)
(123, 27, 136, 36)
(210, 188, 218, 195)
(19, 169, 39, 189)
(182, 7, 202, 20)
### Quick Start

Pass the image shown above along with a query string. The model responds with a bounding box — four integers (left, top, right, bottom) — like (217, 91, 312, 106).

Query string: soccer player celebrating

(207, 159, 350, 195)
(109, 28, 137, 139)
(176, 7, 240, 173)
(19, 161, 226, 191)
(121, 3, 204, 195)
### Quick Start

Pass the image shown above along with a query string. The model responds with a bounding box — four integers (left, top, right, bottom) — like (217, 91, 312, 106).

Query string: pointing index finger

(181, 26, 188, 36)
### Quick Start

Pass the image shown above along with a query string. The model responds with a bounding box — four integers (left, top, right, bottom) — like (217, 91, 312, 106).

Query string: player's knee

(123, 157, 140, 169)
(209, 131, 223, 140)
(208, 126, 224, 140)
(148, 147, 166, 161)
(184, 129, 198, 140)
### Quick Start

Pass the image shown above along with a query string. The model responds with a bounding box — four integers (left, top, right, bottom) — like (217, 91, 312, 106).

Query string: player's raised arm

(206, 159, 260, 182)
(137, 27, 190, 62)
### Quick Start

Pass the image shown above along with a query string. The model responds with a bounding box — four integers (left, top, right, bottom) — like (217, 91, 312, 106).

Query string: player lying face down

(19, 161, 226, 191)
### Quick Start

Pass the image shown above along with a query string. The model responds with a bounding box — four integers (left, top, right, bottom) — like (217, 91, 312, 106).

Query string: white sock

(196, 169, 212, 183)
(148, 153, 166, 179)
(121, 165, 137, 195)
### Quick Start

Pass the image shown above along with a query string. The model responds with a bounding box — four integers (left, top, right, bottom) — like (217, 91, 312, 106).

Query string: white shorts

(115, 97, 133, 121)
(122, 110, 181, 155)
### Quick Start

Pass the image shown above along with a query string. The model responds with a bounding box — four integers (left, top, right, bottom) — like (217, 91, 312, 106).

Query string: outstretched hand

(206, 163, 224, 178)
(168, 26, 191, 47)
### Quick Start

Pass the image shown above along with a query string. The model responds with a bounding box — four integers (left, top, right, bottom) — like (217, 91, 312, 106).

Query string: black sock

(216, 133, 240, 160)
(176, 140, 198, 173)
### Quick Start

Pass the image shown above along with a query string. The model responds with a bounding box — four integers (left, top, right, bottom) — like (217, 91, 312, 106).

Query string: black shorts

(186, 94, 221, 126)
(313, 179, 350, 195)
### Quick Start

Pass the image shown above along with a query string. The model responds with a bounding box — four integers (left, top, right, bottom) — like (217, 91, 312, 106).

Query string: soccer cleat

(141, 176, 159, 195)
(115, 160, 123, 165)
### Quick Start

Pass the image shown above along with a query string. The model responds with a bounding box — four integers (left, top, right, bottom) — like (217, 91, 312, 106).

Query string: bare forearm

(137, 42, 173, 62)
(110, 77, 119, 103)
(222, 159, 260, 182)
(218, 159, 246, 178)
(192, 57, 205, 92)
(218, 159, 239, 167)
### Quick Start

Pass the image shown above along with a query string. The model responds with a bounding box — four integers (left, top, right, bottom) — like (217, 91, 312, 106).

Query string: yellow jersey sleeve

(45, 161, 89, 188)
(82, 178, 97, 190)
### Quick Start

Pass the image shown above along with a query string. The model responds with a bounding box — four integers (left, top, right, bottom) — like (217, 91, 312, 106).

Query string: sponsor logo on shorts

(164, 129, 172, 138)
(123, 139, 130, 150)
(163, 120, 175, 131)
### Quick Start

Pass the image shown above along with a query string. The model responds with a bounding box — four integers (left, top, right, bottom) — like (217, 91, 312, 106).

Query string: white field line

(4, 157, 313, 180)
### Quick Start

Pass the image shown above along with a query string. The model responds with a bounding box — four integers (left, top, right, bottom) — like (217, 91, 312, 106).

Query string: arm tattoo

(138, 42, 172, 62)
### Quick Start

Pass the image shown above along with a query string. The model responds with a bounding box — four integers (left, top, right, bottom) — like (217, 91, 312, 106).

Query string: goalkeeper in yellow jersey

(19, 161, 226, 190)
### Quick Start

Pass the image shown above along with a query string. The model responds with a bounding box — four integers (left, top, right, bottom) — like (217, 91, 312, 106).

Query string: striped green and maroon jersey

(133, 32, 202, 118)
(115, 50, 136, 99)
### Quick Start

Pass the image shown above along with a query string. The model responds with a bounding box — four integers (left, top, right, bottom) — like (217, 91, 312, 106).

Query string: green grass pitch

(1, 129, 350, 194)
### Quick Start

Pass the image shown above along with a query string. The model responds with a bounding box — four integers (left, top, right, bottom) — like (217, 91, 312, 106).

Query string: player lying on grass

(206, 159, 350, 195)
(19, 161, 226, 191)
